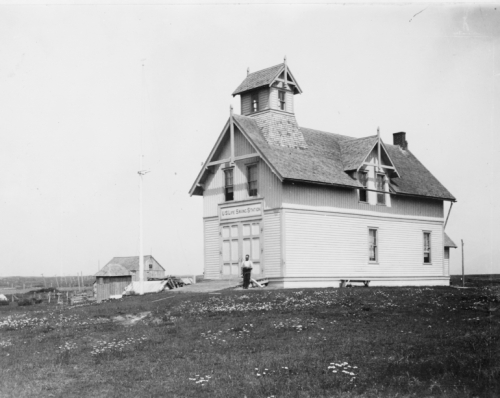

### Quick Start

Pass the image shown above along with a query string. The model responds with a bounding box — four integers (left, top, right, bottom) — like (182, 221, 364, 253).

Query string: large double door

(221, 221, 262, 277)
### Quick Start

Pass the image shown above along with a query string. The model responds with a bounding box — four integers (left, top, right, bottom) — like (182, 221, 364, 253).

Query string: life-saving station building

(189, 61, 457, 288)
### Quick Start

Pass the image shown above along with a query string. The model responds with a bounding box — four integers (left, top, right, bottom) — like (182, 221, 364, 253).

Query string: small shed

(444, 233, 457, 276)
(94, 255, 166, 302)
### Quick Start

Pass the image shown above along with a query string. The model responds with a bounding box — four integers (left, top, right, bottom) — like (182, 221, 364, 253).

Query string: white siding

(241, 89, 270, 115)
(203, 125, 283, 217)
(259, 88, 270, 110)
(285, 91, 294, 113)
(283, 182, 443, 219)
(241, 93, 252, 115)
(269, 87, 294, 113)
(204, 218, 220, 279)
(285, 209, 444, 278)
(263, 211, 281, 277)
(234, 129, 256, 157)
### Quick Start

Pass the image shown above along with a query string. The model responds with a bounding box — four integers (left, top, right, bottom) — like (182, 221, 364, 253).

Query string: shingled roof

(230, 114, 455, 201)
(95, 255, 164, 277)
(444, 233, 458, 248)
(340, 136, 378, 171)
(232, 64, 284, 96)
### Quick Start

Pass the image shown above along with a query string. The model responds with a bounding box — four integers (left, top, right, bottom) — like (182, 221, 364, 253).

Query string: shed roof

(95, 264, 131, 277)
(444, 233, 457, 248)
(230, 114, 455, 201)
(95, 255, 164, 277)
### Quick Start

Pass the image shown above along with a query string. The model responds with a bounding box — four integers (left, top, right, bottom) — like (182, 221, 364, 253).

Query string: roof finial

(230, 104, 233, 116)
(377, 126, 380, 139)
(247, 67, 250, 76)
(284, 55, 287, 65)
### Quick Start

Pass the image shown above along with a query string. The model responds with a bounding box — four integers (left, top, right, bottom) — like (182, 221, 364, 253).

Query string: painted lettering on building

(220, 203, 262, 220)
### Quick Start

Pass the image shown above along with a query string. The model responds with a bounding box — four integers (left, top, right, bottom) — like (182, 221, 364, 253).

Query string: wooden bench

(340, 279, 370, 288)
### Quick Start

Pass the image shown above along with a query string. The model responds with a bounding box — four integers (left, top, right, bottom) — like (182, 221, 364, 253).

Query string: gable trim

(189, 119, 231, 196)
(189, 118, 283, 196)
(357, 140, 401, 178)
(270, 66, 303, 94)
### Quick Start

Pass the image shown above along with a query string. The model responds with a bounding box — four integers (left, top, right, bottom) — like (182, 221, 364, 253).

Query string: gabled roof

(232, 63, 302, 96)
(444, 233, 457, 248)
(190, 114, 455, 201)
(340, 136, 378, 171)
(95, 264, 131, 277)
(95, 255, 164, 277)
(233, 115, 359, 187)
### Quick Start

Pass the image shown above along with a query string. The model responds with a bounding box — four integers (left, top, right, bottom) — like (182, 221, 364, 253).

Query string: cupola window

(278, 90, 286, 110)
(251, 92, 259, 113)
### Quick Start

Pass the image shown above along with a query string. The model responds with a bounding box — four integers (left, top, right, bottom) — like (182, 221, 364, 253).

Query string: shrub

(0, 300, 9, 306)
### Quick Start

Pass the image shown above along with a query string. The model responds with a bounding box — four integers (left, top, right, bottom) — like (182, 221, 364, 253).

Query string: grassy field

(0, 277, 499, 397)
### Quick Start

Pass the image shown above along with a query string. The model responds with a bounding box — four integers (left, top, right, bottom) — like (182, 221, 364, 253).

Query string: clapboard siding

(241, 93, 252, 115)
(204, 218, 220, 279)
(234, 129, 256, 157)
(259, 88, 270, 110)
(96, 276, 132, 302)
(285, 210, 444, 277)
(269, 87, 294, 113)
(444, 258, 449, 276)
(260, 161, 283, 210)
(264, 211, 281, 277)
(203, 125, 283, 217)
(241, 89, 270, 116)
(285, 91, 294, 113)
(283, 182, 443, 218)
(213, 134, 231, 161)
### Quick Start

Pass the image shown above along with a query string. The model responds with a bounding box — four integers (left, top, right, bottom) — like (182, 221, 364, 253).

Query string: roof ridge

(247, 63, 284, 76)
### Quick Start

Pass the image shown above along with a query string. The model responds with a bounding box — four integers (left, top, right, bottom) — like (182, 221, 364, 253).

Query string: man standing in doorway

(241, 254, 253, 289)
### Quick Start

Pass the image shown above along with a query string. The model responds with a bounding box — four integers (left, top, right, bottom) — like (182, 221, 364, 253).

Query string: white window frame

(224, 168, 234, 202)
(358, 170, 368, 203)
(376, 173, 386, 205)
(368, 227, 379, 263)
(246, 163, 258, 197)
(423, 231, 432, 264)
(278, 90, 286, 111)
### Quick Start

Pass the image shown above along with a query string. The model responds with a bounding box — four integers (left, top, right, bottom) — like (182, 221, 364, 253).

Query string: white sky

(0, 3, 499, 277)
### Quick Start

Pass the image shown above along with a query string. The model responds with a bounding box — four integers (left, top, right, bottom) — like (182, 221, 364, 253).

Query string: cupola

(232, 58, 307, 150)
(232, 57, 302, 116)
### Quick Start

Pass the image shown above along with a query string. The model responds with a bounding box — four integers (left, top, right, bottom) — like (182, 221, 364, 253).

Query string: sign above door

(219, 200, 263, 222)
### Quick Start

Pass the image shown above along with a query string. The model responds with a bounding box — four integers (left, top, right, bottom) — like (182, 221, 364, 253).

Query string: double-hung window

(224, 169, 234, 201)
(376, 174, 385, 205)
(359, 171, 368, 202)
(251, 92, 259, 113)
(247, 165, 258, 197)
(423, 232, 431, 263)
(369, 228, 378, 262)
(278, 91, 286, 110)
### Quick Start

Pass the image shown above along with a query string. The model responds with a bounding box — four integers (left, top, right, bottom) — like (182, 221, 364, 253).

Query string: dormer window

(278, 90, 286, 110)
(376, 174, 385, 205)
(251, 92, 259, 113)
(359, 171, 368, 202)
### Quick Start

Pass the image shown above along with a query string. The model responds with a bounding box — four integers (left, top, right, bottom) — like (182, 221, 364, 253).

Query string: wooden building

(94, 256, 165, 301)
(189, 61, 458, 288)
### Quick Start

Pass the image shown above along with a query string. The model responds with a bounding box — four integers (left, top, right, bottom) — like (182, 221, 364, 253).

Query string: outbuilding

(94, 255, 165, 301)
(190, 61, 458, 288)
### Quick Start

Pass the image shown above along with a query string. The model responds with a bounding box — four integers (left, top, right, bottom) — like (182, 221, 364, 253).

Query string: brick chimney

(393, 132, 408, 150)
